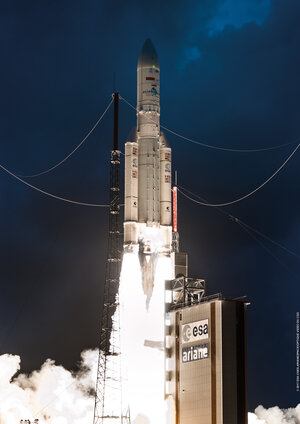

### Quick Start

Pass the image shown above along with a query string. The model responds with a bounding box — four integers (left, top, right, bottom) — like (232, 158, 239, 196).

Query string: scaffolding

(93, 93, 130, 424)
(165, 276, 206, 312)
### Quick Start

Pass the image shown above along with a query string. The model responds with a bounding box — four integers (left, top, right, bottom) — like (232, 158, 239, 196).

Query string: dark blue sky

(0, 0, 299, 411)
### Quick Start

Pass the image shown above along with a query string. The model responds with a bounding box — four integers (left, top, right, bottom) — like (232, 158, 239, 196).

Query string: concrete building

(165, 288, 248, 424)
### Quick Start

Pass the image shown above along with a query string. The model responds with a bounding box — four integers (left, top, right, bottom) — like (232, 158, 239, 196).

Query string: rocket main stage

(124, 39, 173, 303)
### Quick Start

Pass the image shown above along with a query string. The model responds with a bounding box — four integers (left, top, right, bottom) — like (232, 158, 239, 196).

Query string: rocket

(124, 39, 172, 304)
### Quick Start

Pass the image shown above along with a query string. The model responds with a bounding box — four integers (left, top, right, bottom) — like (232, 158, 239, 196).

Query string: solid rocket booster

(124, 39, 172, 300)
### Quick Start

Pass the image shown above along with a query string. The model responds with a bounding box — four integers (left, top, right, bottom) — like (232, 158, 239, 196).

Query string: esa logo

(182, 319, 209, 343)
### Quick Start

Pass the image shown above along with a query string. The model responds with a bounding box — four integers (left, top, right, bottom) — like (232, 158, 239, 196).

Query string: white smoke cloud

(0, 350, 97, 424)
(248, 404, 300, 424)
(0, 349, 299, 424)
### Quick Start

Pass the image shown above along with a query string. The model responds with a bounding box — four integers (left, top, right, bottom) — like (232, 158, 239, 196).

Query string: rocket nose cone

(138, 38, 159, 69)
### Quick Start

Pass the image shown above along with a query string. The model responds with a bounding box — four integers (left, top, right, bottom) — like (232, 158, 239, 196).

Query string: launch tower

(93, 93, 130, 424)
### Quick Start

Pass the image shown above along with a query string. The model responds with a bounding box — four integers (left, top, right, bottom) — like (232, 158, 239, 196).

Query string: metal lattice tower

(93, 93, 130, 424)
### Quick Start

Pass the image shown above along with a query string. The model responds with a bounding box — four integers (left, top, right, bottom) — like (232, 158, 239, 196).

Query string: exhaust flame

(119, 249, 173, 424)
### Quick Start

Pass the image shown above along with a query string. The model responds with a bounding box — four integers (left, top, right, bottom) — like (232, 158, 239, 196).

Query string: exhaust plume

(0, 349, 299, 423)
(0, 350, 97, 424)
(248, 404, 300, 423)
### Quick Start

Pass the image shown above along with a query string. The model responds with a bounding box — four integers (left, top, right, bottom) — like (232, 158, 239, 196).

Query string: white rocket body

(124, 39, 172, 300)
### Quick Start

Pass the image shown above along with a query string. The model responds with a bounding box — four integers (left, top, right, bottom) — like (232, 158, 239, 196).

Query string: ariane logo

(181, 319, 209, 344)
(143, 89, 159, 96)
(182, 343, 209, 363)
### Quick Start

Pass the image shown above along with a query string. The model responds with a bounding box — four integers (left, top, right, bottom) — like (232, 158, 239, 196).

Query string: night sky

(0, 0, 299, 412)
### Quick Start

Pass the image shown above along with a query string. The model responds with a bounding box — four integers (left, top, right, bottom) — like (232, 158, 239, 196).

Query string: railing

(166, 292, 223, 311)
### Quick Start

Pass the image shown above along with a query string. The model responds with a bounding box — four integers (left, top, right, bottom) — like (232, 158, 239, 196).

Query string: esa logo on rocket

(181, 319, 209, 344)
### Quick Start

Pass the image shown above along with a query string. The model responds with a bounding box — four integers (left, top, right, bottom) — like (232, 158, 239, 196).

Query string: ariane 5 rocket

(124, 39, 173, 303)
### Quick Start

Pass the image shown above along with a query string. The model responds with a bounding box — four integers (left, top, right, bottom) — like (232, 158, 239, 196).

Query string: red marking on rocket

(173, 186, 177, 233)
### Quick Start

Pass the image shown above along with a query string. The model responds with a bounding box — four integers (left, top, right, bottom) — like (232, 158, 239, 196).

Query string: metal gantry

(165, 276, 206, 312)
(93, 93, 130, 424)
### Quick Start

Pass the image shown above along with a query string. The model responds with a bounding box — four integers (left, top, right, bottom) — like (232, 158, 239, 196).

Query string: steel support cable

(230, 216, 300, 260)
(235, 219, 300, 280)
(160, 124, 298, 153)
(177, 142, 300, 207)
(178, 183, 300, 261)
(34, 378, 79, 418)
(177, 183, 300, 278)
(0, 163, 109, 207)
(33, 355, 101, 418)
(120, 95, 297, 152)
(19, 98, 114, 178)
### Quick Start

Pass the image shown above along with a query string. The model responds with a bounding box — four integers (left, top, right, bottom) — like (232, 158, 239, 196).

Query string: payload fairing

(124, 39, 172, 303)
